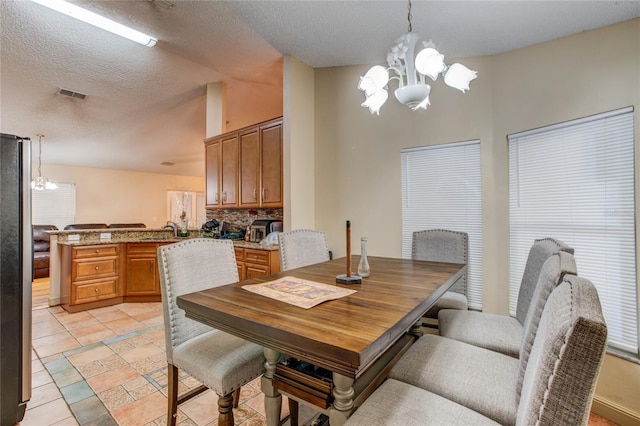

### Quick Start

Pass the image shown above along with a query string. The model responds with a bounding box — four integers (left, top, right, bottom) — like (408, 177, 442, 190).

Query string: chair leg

(217, 392, 235, 426)
(167, 364, 179, 426)
(232, 387, 241, 408)
(288, 397, 299, 426)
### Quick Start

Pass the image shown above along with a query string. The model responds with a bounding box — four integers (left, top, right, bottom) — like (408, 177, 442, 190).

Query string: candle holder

(336, 220, 362, 284)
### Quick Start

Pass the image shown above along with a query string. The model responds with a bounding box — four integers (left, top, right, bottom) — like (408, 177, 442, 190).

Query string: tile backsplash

(205, 208, 283, 231)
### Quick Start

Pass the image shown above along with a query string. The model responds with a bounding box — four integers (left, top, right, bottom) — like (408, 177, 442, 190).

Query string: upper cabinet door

(260, 121, 283, 208)
(220, 136, 238, 207)
(239, 129, 260, 208)
(205, 141, 221, 208)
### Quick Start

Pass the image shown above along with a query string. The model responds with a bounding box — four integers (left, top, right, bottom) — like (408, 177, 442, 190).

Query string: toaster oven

(249, 219, 282, 242)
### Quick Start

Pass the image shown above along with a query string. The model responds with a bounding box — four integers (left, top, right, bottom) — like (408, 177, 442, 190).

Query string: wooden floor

(32, 277, 50, 310)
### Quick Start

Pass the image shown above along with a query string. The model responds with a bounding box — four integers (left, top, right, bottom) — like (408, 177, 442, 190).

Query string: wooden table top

(177, 256, 465, 379)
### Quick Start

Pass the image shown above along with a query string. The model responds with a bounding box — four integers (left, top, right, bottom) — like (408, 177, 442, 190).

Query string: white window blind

(401, 140, 483, 310)
(32, 183, 76, 231)
(508, 107, 637, 354)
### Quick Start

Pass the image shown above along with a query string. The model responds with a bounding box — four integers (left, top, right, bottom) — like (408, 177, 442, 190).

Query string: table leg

(409, 319, 423, 337)
(329, 372, 354, 426)
(261, 347, 282, 426)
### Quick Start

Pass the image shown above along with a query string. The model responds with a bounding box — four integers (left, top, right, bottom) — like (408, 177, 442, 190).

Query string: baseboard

(591, 395, 640, 426)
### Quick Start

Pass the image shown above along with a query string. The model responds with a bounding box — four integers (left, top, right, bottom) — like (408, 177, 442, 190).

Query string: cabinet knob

(262, 188, 267, 200)
(95, 266, 99, 270)
(95, 250, 100, 253)
(95, 288, 99, 292)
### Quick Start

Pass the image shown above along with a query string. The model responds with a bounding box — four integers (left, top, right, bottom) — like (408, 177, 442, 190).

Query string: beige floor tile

(76, 329, 118, 346)
(28, 382, 63, 409)
(118, 343, 164, 364)
(32, 368, 54, 388)
(111, 391, 167, 426)
(68, 322, 110, 338)
(98, 385, 135, 411)
(90, 308, 130, 324)
(67, 344, 115, 367)
(33, 332, 81, 358)
(32, 320, 67, 339)
(179, 391, 219, 426)
(21, 398, 75, 426)
(87, 364, 142, 394)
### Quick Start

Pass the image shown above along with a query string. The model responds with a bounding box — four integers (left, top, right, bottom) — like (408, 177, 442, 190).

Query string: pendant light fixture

(357, 0, 477, 114)
(31, 134, 58, 191)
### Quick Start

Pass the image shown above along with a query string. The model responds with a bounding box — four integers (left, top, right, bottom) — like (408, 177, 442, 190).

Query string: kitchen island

(48, 228, 279, 312)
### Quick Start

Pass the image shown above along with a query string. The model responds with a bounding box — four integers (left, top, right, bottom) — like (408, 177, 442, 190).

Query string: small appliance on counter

(249, 219, 283, 242)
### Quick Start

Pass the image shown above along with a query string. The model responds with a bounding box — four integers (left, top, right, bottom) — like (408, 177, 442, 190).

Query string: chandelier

(31, 134, 58, 191)
(357, 0, 477, 114)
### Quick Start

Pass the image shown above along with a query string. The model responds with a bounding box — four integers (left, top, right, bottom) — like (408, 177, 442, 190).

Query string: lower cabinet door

(126, 256, 159, 295)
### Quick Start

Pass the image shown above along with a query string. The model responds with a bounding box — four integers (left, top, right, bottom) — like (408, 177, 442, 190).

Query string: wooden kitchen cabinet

(60, 244, 123, 313)
(206, 116, 282, 210)
(235, 246, 280, 281)
(205, 135, 239, 208)
(239, 118, 283, 208)
(125, 243, 164, 302)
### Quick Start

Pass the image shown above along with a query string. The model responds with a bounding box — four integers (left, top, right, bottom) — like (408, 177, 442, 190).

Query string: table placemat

(242, 276, 356, 309)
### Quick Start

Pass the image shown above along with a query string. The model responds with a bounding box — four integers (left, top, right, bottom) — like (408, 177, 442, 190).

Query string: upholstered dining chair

(438, 237, 574, 357)
(412, 229, 468, 322)
(278, 229, 331, 271)
(346, 273, 607, 426)
(158, 238, 265, 426)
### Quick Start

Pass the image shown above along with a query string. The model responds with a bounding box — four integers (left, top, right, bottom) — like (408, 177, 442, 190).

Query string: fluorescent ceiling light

(31, 0, 157, 47)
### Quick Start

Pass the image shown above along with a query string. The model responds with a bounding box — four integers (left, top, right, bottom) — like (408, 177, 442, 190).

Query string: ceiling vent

(148, 0, 175, 9)
(161, 161, 175, 166)
(58, 88, 87, 100)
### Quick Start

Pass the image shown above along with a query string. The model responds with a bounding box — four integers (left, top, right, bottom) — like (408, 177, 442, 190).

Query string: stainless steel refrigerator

(0, 133, 32, 425)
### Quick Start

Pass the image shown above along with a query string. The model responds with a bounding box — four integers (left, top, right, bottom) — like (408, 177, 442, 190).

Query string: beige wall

(41, 163, 204, 228)
(306, 19, 640, 423)
(283, 56, 316, 231)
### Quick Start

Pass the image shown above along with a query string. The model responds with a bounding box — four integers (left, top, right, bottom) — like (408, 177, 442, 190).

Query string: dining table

(176, 255, 466, 426)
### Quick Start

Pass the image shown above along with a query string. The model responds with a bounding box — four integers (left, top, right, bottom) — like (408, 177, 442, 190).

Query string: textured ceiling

(2, 0, 639, 177)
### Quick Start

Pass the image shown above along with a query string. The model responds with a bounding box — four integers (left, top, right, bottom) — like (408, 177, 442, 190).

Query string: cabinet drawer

(234, 247, 245, 261)
(73, 244, 119, 259)
(127, 243, 158, 256)
(246, 263, 270, 279)
(73, 278, 118, 304)
(74, 258, 118, 280)
(244, 249, 270, 266)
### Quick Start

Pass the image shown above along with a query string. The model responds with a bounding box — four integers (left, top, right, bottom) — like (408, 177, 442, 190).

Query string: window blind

(508, 107, 637, 354)
(401, 140, 483, 310)
(32, 182, 76, 231)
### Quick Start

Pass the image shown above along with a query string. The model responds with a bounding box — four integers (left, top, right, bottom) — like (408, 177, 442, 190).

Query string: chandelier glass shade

(358, 1, 477, 114)
(31, 134, 57, 191)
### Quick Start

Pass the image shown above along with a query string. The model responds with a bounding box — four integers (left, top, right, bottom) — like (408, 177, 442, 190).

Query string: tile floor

(21, 283, 618, 426)
(22, 301, 285, 426)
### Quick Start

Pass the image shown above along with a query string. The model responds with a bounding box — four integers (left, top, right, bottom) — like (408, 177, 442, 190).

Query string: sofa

(33, 225, 58, 279)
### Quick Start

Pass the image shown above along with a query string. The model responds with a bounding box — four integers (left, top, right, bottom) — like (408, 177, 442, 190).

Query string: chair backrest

(516, 274, 607, 426)
(63, 223, 109, 230)
(33, 225, 57, 247)
(108, 223, 146, 228)
(278, 229, 330, 271)
(515, 238, 574, 325)
(157, 238, 239, 363)
(411, 229, 468, 295)
(516, 251, 577, 397)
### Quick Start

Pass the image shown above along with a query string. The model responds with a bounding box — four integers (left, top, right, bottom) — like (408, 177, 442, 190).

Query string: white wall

(303, 18, 640, 423)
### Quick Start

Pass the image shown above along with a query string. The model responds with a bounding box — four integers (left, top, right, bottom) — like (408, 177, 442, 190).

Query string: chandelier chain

(407, 0, 412, 33)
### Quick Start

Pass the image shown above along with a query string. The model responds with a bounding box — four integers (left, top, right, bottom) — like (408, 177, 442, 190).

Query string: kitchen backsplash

(206, 208, 283, 231)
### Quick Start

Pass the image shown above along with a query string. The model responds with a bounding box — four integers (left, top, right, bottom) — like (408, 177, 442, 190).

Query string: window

(509, 107, 637, 356)
(401, 140, 483, 310)
(32, 183, 76, 230)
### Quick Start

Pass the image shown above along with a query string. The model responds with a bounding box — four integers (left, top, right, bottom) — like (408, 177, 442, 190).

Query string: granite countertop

(53, 228, 278, 251)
